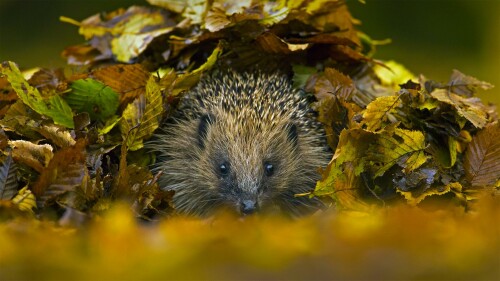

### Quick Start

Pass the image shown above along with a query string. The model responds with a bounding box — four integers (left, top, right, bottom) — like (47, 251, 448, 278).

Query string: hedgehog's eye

(264, 163, 274, 177)
(219, 162, 230, 176)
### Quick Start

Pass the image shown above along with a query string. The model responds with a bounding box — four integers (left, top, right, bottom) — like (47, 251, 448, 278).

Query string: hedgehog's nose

(240, 200, 257, 215)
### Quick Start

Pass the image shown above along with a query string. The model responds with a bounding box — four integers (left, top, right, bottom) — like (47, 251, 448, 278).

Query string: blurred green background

(0, 0, 498, 104)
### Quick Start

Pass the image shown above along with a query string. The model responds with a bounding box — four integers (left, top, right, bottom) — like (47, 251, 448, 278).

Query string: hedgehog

(149, 70, 331, 217)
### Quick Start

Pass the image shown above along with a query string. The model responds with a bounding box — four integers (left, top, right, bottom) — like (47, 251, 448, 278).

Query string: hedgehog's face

(196, 112, 301, 216)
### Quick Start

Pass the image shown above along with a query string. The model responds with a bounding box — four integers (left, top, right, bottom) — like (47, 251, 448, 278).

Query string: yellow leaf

(397, 182, 464, 206)
(373, 60, 415, 88)
(362, 95, 401, 132)
(448, 136, 458, 167)
(147, 0, 186, 13)
(169, 42, 223, 97)
(313, 129, 375, 203)
(260, 2, 289, 26)
(120, 76, 163, 151)
(12, 186, 36, 214)
(371, 128, 428, 177)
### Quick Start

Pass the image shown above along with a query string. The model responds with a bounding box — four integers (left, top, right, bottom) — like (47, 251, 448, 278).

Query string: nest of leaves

(0, 0, 498, 225)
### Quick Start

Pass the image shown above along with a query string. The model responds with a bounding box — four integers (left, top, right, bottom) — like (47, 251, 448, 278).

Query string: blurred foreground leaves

(1, 195, 498, 280)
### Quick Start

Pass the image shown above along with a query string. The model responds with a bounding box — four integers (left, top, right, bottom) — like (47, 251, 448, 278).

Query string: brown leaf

(464, 122, 500, 187)
(32, 139, 87, 204)
(314, 67, 356, 101)
(304, 2, 360, 45)
(330, 162, 373, 212)
(448, 69, 494, 97)
(61, 45, 104, 66)
(205, 7, 233, 32)
(256, 32, 296, 54)
(0, 152, 18, 200)
(28, 68, 68, 94)
(314, 96, 360, 149)
(0, 76, 18, 103)
(329, 45, 368, 62)
(35, 123, 76, 148)
(287, 33, 357, 46)
(91, 64, 150, 107)
(431, 89, 489, 128)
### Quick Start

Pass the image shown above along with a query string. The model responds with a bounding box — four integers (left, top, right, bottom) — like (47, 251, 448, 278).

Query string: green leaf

(0, 61, 74, 128)
(370, 128, 428, 177)
(0, 152, 18, 200)
(291, 64, 316, 89)
(448, 136, 458, 168)
(120, 76, 163, 151)
(98, 115, 122, 135)
(67, 78, 119, 122)
(464, 122, 500, 187)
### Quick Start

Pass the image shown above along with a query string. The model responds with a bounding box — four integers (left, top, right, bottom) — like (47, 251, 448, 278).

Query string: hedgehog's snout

(240, 199, 258, 215)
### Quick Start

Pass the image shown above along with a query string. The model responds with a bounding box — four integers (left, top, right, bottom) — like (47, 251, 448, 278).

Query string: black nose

(240, 200, 257, 215)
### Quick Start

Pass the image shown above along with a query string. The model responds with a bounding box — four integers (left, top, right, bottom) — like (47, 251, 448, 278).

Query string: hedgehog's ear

(286, 123, 298, 147)
(197, 113, 215, 149)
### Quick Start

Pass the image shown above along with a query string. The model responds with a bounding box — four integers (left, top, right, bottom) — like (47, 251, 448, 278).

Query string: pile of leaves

(311, 67, 499, 212)
(0, 0, 499, 279)
(0, 0, 498, 223)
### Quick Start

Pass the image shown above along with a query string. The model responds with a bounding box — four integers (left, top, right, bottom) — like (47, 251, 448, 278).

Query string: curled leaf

(9, 140, 53, 173)
(397, 182, 463, 207)
(11, 186, 36, 213)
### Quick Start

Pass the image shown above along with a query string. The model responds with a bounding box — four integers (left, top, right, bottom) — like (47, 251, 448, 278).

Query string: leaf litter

(0, 0, 498, 280)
